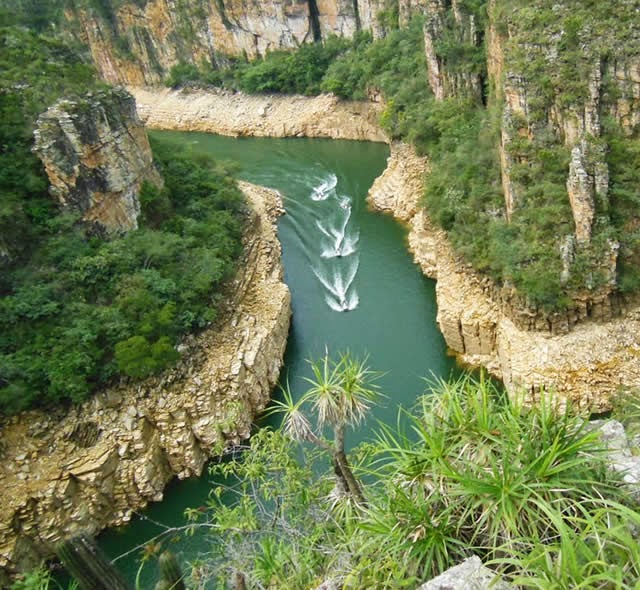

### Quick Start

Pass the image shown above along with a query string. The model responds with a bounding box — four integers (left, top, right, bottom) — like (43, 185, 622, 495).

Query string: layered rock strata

(131, 86, 387, 141)
(33, 88, 163, 234)
(368, 143, 640, 410)
(0, 182, 291, 582)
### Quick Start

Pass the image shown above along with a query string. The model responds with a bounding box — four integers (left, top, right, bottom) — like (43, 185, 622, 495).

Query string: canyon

(132, 86, 640, 410)
(3, 0, 640, 581)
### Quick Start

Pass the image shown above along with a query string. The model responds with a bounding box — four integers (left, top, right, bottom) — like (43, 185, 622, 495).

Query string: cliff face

(368, 142, 640, 411)
(65, 0, 350, 85)
(0, 182, 291, 581)
(64, 0, 437, 85)
(33, 88, 162, 234)
(421, 0, 484, 101)
(484, 0, 640, 307)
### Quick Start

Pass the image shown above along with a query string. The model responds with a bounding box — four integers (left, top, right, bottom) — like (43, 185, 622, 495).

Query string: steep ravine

(0, 182, 290, 582)
(133, 87, 640, 410)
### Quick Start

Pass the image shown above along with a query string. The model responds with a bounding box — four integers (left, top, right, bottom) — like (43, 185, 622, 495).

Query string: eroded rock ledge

(0, 182, 291, 581)
(367, 143, 640, 410)
(130, 87, 387, 142)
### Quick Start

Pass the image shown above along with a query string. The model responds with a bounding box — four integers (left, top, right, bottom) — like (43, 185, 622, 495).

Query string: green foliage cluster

(0, 0, 64, 31)
(166, 35, 354, 96)
(183, 369, 640, 589)
(0, 134, 246, 414)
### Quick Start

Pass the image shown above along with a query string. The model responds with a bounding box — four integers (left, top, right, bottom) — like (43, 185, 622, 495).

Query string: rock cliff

(421, 0, 484, 102)
(62, 0, 436, 85)
(0, 182, 291, 582)
(368, 142, 640, 410)
(33, 88, 162, 234)
(483, 0, 640, 313)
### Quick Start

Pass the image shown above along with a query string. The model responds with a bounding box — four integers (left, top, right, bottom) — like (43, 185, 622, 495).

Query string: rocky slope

(368, 142, 640, 410)
(0, 181, 291, 582)
(33, 88, 163, 234)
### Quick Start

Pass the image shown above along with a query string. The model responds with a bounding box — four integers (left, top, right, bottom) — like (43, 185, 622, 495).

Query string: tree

(273, 351, 380, 505)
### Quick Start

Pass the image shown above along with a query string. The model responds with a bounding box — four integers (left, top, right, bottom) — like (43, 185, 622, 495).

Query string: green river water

(95, 132, 458, 586)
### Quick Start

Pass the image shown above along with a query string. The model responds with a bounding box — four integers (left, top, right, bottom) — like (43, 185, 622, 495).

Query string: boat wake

(310, 174, 338, 201)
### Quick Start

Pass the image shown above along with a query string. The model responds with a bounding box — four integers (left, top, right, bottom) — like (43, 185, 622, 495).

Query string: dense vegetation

(0, 133, 246, 414)
(0, 25, 247, 414)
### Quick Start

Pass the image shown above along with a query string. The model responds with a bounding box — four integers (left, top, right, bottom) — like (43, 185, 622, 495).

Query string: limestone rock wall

(64, 0, 437, 86)
(68, 0, 314, 86)
(33, 88, 162, 234)
(0, 182, 291, 582)
(486, 0, 640, 267)
(66, 0, 398, 86)
(130, 86, 387, 142)
(367, 142, 640, 411)
(422, 0, 484, 102)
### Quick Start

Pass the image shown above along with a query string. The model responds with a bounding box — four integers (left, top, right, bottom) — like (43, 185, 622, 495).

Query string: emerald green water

(96, 133, 457, 586)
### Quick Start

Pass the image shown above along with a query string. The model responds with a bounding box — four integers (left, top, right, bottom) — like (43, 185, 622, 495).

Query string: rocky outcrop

(33, 88, 162, 234)
(0, 182, 291, 582)
(131, 86, 387, 142)
(422, 0, 484, 102)
(64, 0, 442, 86)
(418, 556, 513, 590)
(368, 142, 640, 410)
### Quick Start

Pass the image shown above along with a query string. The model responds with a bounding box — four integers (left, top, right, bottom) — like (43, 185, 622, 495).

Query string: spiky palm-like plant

(271, 351, 380, 505)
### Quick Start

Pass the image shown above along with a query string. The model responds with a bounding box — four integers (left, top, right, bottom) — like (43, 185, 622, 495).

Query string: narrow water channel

(97, 133, 458, 586)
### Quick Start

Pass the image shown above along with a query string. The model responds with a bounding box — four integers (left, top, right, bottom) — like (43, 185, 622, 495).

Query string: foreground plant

(183, 365, 639, 589)
(355, 375, 639, 586)
(273, 352, 381, 505)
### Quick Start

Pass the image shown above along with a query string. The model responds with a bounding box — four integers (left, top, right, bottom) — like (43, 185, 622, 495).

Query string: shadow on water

(74, 133, 461, 587)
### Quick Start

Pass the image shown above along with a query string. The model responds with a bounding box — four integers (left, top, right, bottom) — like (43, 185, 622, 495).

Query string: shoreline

(0, 181, 291, 582)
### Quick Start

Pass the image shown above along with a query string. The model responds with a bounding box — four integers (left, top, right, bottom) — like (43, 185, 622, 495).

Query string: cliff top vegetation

(0, 25, 247, 414)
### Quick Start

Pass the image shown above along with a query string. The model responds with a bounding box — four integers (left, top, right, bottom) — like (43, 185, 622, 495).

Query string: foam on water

(310, 173, 338, 201)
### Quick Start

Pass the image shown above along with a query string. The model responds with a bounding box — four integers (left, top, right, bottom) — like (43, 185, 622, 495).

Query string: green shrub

(183, 367, 639, 588)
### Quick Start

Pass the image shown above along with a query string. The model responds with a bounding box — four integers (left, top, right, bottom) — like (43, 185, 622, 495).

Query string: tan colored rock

(0, 182, 290, 581)
(566, 141, 596, 243)
(369, 142, 640, 410)
(130, 86, 387, 142)
(33, 88, 162, 234)
(69, 0, 422, 86)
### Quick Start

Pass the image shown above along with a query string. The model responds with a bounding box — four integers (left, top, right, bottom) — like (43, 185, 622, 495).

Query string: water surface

(97, 133, 457, 585)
